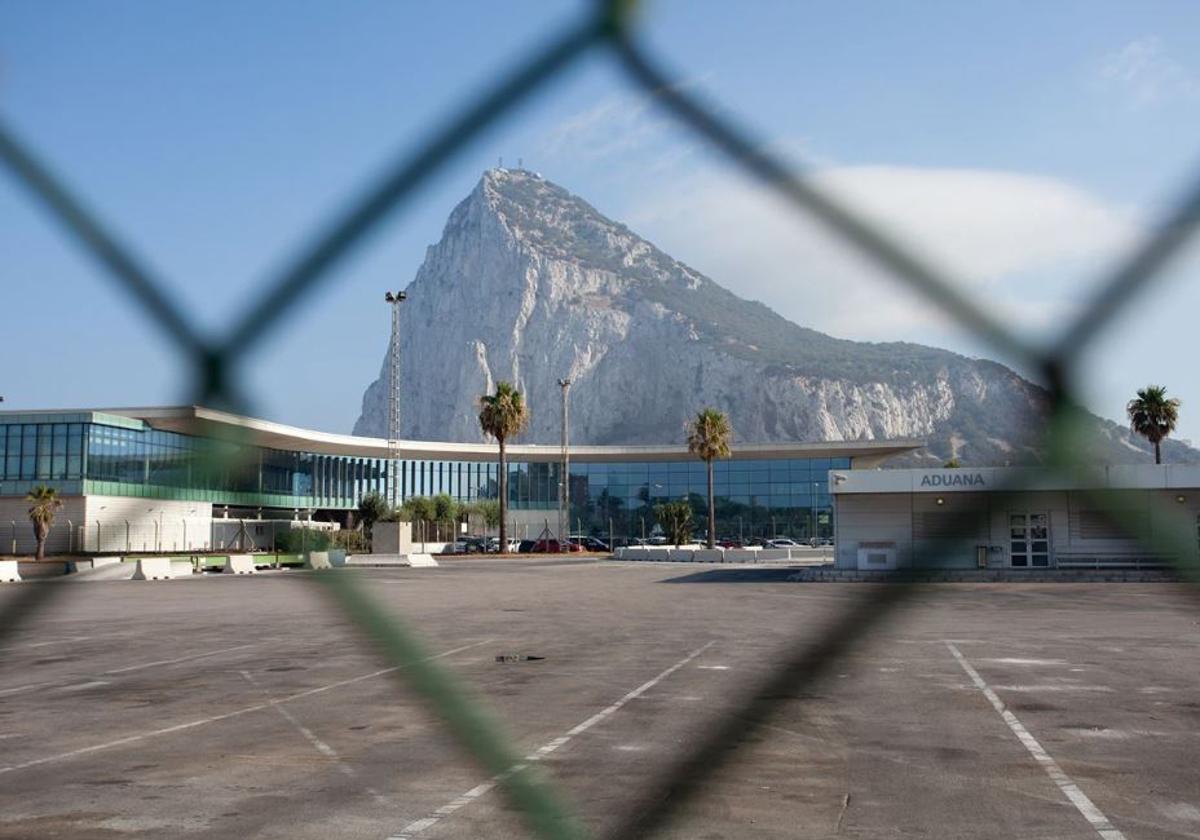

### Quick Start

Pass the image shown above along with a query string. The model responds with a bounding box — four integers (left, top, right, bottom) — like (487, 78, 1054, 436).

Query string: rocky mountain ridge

(354, 169, 1195, 466)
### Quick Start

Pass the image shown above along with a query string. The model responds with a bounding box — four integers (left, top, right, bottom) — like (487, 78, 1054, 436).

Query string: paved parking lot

(1, 560, 1198, 839)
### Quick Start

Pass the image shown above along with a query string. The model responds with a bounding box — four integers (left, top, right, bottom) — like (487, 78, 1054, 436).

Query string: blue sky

(3, 1, 1199, 442)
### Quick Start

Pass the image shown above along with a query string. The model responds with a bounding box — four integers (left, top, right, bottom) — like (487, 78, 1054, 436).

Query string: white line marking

(103, 642, 260, 674)
(240, 670, 386, 803)
(945, 642, 1127, 840)
(59, 681, 110, 692)
(0, 680, 61, 698)
(0, 636, 91, 652)
(387, 640, 717, 840)
(0, 643, 263, 697)
(0, 640, 491, 776)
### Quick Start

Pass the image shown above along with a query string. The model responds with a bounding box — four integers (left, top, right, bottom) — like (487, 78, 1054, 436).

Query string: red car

(530, 539, 583, 553)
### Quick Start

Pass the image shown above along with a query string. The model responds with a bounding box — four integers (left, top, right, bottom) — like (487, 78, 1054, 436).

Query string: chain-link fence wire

(2, 1, 1199, 837)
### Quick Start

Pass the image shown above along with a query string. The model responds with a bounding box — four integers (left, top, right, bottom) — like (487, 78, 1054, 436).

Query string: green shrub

(274, 527, 332, 553)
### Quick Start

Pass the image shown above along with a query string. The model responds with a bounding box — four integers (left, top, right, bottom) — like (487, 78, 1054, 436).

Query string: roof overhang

(1, 405, 924, 465)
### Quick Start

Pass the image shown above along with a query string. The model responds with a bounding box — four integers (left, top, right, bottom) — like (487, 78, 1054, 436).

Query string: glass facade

(0, 417, 845, 540)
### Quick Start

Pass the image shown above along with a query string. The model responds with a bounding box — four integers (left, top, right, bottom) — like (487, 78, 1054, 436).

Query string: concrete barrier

(407, 553, 439, 568)
(0, 560, 20, 583)
(68, 556, 123, 573)
(67, 562, 137, 581)
(305, 551, 333, 571)
(328, 550, 347, 567)
(625, 548, 648, 561)
(170, 559, 194, 577)
(668, 549, 695, 562)
(16, 562, 69, 579)
(223, 554, 257, 575)
(692, 549, 725, 563)
(725, 549, 760, 563)
(757, 549, 791, 562)
(346, 554, 408, 566)
(646, 548, 671, 562)
(133, 557, 176, 581)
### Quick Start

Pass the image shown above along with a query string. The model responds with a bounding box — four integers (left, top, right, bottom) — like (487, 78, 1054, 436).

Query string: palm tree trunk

(498, 438, 508, 554)
(707, 458, 715, 550)
(1155, 440, 1162, 465)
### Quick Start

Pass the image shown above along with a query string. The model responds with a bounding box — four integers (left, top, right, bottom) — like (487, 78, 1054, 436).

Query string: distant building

(0, 406, 920, 555)
(830, 466, 1200, 571)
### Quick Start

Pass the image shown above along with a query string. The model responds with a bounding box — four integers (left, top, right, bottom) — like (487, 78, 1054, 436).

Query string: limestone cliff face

(354, 169, 1193, 466)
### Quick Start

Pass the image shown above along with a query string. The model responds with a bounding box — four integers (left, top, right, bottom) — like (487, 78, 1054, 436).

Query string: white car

(766, 538, 803, 548)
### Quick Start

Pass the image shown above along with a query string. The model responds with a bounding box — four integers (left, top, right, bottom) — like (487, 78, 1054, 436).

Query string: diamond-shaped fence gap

(1, 1, 1198, 837)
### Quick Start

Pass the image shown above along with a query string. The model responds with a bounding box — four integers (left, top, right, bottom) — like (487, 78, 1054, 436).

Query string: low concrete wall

(133, 557, 176, 581)
(224, 555, 256, 575)
(725, 549, 759, 563)
(304, 551, 333, 571)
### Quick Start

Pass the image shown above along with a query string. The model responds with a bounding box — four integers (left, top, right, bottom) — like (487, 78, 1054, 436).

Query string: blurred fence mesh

(2, 2, 1198, 838)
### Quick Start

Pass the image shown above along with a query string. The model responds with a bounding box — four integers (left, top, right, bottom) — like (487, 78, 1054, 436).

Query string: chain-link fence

(2, 2, 1199, 838)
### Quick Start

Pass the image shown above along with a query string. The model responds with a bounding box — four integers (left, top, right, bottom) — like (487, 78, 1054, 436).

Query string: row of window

(0, 423, 843, 521)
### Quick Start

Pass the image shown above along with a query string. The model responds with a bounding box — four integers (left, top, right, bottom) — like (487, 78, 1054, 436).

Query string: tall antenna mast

(557, 377, 572, 545)
(384, 290, 408, 507)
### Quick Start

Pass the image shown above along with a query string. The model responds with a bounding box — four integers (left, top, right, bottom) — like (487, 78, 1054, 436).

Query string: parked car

(766, 538, 803, 549)
(442, 540, 469, 555)
(530, 539, 583, 553)
(517, 539, 537, 553)
(570, 535, 610, 552)
(487, 537, 521, 553)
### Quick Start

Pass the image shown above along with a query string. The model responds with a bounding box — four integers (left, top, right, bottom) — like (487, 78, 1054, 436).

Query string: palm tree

(27, 485, 63, 561)
(1126, 385, 1180, 465)
(479, 382, 530, 554)
(687, 408, 733, 549)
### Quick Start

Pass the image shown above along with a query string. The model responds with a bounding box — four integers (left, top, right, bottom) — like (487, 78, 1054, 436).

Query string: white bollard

(0, 560, 21, 583)
(133, 557, 176, 581)
(304, 551, 333, 570)
(223, 555, 257, 575)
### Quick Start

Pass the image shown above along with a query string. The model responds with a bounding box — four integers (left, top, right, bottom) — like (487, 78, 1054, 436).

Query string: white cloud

(623, 164, 1139, 344)
(1101, 36, 1200, 104)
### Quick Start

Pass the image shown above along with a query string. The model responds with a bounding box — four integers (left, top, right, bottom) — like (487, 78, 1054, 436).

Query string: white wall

(79, 497, 214, 554)
(835, 487, 1200, 569)
(0, 496, 87, 555)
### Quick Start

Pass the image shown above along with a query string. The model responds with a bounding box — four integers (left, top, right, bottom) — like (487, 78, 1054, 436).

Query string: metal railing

(2, 2, 1199, 838)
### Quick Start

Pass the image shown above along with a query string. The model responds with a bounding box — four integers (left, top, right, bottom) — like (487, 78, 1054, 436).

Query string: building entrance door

(1009, 513, 1050, 567)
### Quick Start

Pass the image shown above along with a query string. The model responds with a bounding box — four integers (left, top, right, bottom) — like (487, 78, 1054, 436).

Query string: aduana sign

(919, 472, 987, 488)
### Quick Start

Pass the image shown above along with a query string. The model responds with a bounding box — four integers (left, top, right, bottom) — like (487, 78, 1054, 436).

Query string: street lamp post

(384, 291, 407, 508)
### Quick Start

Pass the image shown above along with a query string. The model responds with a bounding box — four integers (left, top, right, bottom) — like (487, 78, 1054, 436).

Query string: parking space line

(240, 669, 387, 804)
(387, 640, 717, 840)
(0, 636, 91, 652)
(103, 642, 261, 674)
(945, 642, 1127, 840)
(0, 642, 265, 697)
(0, 640, 491, 777)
